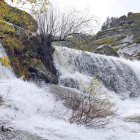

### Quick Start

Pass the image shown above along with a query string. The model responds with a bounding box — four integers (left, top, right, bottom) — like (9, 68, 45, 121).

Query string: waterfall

(0, 43, 140, 140)
(53, 45, 140, 97)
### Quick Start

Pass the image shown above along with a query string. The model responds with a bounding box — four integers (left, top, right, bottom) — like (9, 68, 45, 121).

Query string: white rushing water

(53, 45, 140, 97)
(0, 44, 140, 140)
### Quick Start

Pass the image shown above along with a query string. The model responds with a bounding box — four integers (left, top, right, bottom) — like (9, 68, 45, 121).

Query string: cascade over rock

(1, 2, 140, 140)
(53, 46, 140, 97)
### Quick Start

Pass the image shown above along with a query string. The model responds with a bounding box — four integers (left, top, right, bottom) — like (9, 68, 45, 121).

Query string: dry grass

(1, 37, 23, 56)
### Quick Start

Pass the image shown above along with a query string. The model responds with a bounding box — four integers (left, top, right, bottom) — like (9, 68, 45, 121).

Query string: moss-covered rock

(126, 13, 140, 24)
(0, 31, 58, 83)
(93, 44, 119, 57)
(92, 36, 114, 46)
(0, 1, 38, 32)
(122, 23, 130, 29)
(1, 37, 23, 56)
(80, 12, 140, 60)
(136, 51, 140, 60)
(116, 15, 126, 26)
(0, 21, 16, 35)
(122, 52, 132, 60)
(10, 56, 29, 78)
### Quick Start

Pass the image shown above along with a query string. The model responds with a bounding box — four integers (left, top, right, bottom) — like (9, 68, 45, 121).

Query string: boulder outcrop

(94, 44, 119, 57)
(82, 12, 140, 60)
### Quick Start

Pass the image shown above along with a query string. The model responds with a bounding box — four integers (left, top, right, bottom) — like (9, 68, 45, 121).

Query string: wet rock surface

(0, 33, 58, 84)
(94, 44, 119, 57)
(125, 116, 140, 124)
(54, 47, 140, 97)
(0, 130, 44, 140)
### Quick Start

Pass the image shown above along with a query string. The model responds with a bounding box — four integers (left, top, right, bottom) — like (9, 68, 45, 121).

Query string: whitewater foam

(0, 45, 140, 140)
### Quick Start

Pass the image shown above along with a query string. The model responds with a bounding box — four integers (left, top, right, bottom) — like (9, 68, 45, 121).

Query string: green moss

(99, 36, 114, 44)
(112, 35, 126, 46)
(0, 22, 15, 34)
(113, 48, 119, 52)
(133, 36, 140, 43)
(10, 57, 29, 78)
(0, 1, 37, 31)
(137, 52, 140, 56)
(83, 36, 115, 51)
(122, 23, 129, 26)
(130, 23, 135, 26)
(128, 12, 133, 16)
(29, 58, 42, 66)
(108, 27, 118, 31)
(121, 35, 127, 39)
(122, 53, 132, 60)
(112, 41, 120, 46)
(117, 26, 122, 29)
(127, 13, 140, 19)
(91, 34, 97, 40)
(84, 45, 95, 52)
(132, 13, 140, 17)
(133, 36, 137, 41)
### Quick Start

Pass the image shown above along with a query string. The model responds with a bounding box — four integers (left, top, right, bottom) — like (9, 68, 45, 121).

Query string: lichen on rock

(94, 44, 119, 57)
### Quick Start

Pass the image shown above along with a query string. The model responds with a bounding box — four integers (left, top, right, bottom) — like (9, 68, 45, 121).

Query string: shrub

(66, 77, 117, 128)
(0, 56, 10, 67)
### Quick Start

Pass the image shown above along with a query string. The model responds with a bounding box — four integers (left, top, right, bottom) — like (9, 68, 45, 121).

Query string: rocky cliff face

(0, 7, 58, 84)
(82, 12, 140, 60)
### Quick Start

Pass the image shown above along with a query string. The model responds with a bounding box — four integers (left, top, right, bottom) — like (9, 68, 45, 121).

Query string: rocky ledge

(82, 12, 140, 60)
(0, 8, 58, 84)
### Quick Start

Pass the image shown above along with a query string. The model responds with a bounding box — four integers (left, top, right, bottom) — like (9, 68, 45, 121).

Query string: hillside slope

(81, 12, 140, 60)
(0, 2, 57, 83)
(0, 0, 38, 32)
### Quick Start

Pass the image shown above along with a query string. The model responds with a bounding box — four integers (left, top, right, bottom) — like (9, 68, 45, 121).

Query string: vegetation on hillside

(0, 0, 122, 130)
(37, 6, 99, 46)
(133, 16, 140, 38)
(0, 0, 49, 31)
(0, 0, 51, 79)
(0, 56, 10, 67)
(101, 16, 118, 31)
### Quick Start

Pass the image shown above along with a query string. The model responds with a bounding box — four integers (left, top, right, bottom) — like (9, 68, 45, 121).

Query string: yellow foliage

(8, 0, 50, 16)
(0, 56, 10, 67)
(0, 21, 15, 34)
(1, 37, 23, 56)
(0, 0, 49, 31)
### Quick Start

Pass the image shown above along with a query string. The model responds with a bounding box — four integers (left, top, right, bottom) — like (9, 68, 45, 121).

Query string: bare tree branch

(36, 6, 100, 43)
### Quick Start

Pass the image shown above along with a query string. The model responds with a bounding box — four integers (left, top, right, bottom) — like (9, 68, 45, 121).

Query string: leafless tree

(36, 6, 99, 44)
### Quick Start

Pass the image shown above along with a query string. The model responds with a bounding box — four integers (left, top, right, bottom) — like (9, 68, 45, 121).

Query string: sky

(51, 0, 140, 29)
(6, 0, 140, 32)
